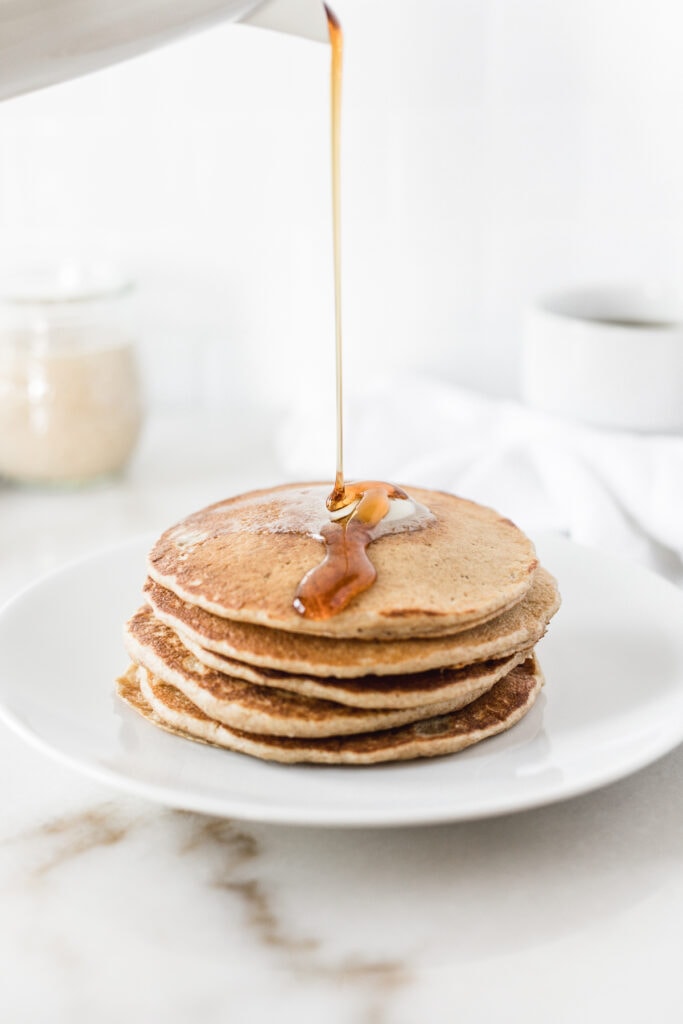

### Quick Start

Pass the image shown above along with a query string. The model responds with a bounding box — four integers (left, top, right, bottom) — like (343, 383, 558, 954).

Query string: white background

(1, 0, 683, 413)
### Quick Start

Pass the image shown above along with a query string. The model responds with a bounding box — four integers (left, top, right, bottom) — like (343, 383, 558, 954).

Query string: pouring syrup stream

(325, 4, 346, 511)
(293, 7, 417, 621)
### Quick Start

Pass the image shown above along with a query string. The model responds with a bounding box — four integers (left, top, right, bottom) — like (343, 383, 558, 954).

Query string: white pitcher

(0, 0, 329, 102)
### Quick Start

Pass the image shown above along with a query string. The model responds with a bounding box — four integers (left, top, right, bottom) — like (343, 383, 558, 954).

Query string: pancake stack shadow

(117, 484, 561, 765)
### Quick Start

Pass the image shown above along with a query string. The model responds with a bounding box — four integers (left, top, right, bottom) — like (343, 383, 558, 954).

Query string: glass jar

(0, 265, 143, 485)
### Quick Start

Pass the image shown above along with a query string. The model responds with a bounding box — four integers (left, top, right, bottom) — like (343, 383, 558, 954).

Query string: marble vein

(2, 802, 141, 880)
(173, 812, 410, 1021)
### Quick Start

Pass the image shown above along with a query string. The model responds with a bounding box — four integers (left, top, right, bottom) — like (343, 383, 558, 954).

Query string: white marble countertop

(1, 414, 682, 1024)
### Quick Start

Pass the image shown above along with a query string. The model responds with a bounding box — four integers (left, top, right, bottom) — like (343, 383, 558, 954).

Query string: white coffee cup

(522, 285, 683, 433)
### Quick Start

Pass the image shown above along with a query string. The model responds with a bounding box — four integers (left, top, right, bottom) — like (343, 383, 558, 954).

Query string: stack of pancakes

(118, 484, 560, 765)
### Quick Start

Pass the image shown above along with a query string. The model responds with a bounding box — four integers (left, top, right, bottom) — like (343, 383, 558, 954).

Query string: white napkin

(276, 373, 683, 583)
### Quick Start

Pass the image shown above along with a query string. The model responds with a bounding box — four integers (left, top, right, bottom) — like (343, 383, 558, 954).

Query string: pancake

(144, 566, 560, 679)
(126, 598, 524, 712)
(147, 483, 538, 640)
(178, 630, 531, 709)
(117, 655, 544, 765)
(124, 607, 500, 736)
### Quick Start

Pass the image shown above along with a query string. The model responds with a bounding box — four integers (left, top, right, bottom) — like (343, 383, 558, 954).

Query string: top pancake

(147, 483, 538, 640)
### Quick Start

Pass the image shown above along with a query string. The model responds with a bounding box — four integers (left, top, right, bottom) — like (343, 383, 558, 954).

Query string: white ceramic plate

(1, 535, 682, 827)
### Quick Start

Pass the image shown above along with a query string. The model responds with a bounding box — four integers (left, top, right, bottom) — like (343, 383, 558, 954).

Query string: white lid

(0, 264, 133, 305)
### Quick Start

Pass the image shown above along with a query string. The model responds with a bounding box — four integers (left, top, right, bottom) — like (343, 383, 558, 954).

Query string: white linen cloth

(277, 373, 683, 583)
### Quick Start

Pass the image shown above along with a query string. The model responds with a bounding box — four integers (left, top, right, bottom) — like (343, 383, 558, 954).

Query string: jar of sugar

(0, 265, 143, 485)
